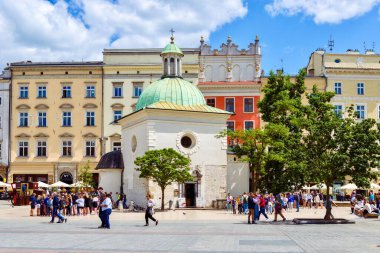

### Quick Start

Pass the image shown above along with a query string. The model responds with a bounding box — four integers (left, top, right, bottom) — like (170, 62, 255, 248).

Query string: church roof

(135, 77, 206, 111)
(95, 150, 124, 170)
(161, 38, 183, 56)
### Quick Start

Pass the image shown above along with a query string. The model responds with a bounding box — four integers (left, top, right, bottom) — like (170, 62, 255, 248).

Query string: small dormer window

(335, 59, 341, 63)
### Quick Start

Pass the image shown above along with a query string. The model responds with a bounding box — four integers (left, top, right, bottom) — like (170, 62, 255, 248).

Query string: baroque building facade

(198, 36, 262, 132)
(8, 62, 103, 186)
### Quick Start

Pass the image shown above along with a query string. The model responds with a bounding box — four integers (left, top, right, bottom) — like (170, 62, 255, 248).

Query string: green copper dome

(161, 38, 183, 56)
(135, 77, 206, 111)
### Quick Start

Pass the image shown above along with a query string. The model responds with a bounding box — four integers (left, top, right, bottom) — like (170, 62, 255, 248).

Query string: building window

(334, 105, 343, 118)
(85, 140, 95, 157)
(37, 86, 47, 98)
(19, 112, 28, 127)
(0, 117, 2, 129)
(225, 98, 235, 112)
(0, 143, 2, 158)
(357, 83, 364, 95)
(62, 112, 72, 127)
(355, 105, 365, 119)
(85, 111, 95, 126)
(37, 141, 47, 157)
(227, 121, 235, 132)
(20, 86, 28, 98)
(112, 142, 121, 151)
(244, 121, 254, 130)
(113, 110, 122, 121)
(38, 112, 47, 127)
(206, 98, 215, 107)
(244, 98, 254, 112)
(334, 82, 342, 95)
(0, 97, 2, 105)
(62, 86, 71, 98)
(133, 83, 143, 97)
(113, 85, 123, 97)
(62, 140, 72, 156)
(18, 141, 28, 157)
(86, 85, 95, 98)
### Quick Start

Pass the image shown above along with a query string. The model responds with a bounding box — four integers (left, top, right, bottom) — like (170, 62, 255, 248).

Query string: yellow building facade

(307, 49, 380, 120)
(9, 62, 103, 185)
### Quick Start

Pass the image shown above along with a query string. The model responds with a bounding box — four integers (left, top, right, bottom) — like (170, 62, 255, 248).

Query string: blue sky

(1, 0, 380, 75)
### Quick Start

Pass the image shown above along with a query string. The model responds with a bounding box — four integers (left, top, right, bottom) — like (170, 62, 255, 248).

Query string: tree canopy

(134, 148, 193, 210)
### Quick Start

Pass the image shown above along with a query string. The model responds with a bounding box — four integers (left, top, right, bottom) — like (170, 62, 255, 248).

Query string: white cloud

(0, 0, 247, 68)
(265, 0, 380, 24)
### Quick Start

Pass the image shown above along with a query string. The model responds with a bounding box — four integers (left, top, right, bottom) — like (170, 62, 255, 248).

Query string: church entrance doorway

(185, 183, 196, 207)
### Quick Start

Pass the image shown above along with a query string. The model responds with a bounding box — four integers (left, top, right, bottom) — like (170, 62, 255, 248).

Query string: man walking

(50, 192, 67, 223)
(97, 187, 106, 228)
(247, 192, 256, 224)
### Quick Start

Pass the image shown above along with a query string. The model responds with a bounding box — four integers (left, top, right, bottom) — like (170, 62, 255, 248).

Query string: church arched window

(170, 58, 175, 76)
(164, 58, 168, 76)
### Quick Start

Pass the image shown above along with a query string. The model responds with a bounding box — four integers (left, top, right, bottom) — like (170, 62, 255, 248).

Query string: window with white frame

(62, 86, 71, 98)
(86, 85, 95, 98)
(62, 111, 72, 126)
(244, 98, 254, 112)
(113, 84, 123, 97)
(357, 83, 364, 95)
(112, 142, 121, 151)
(113, 110, 122, 121)
(62, 140, 72, 156)
(334, 82, 342, 94)
(37, 141, 47, 157)
(20, 86, 28, 98)
(225, 98, 235, 112)
(85, 111, 95, 126)
(244, 121, 254, 130)
(38, 112, 47, 127)
(133, 83, 143, 97)
(355, 105, 366, 119)
(85, 140, 95, 157)
(19, 112, 28, 127)
(37, 86, 47, 98)
(334, 105, 343, 118)
(18, 141, 28, 157)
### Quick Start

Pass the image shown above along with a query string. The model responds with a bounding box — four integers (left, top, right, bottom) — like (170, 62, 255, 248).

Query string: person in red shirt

(258, 194, 269, 220)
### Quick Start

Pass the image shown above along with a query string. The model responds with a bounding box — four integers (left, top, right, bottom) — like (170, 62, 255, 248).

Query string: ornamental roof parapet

(200, 35, 261, 56)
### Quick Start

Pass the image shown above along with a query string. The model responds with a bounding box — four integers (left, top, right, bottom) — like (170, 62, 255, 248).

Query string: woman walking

(144, 193, 158, 226)
(273, 194, 286, 222)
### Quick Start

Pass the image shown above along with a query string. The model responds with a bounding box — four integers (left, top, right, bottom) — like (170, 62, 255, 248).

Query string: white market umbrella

(49, 181, 70, 187)
(0, 181, 11, 188)
(37, 181, 50, 188)
(340, 183, 358, 190)
(70, 181, 90, 188)
(301, 185, 311, 190)
(369, 183, 380, 190)
(310, 183, 327, 190)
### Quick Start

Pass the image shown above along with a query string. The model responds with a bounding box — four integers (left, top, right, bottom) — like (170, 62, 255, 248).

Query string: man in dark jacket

(247, 192, 257, 224)
(50, 192, 66, 223)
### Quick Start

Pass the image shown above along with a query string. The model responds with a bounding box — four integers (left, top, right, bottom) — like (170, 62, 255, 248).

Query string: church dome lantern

(160, 33, 184, 78)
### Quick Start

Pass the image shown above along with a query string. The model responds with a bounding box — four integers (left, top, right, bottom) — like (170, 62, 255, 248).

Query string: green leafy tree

(258, 70, 309, 193)
(78, 161, 94, 188)
(303, 86, 380, 220)
(221, 125, 288, 193)
(134, 148, 193, 210)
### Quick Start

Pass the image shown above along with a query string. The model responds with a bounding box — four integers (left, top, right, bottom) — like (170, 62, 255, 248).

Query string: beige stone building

(102, 48, 199, 153)
(9, 62, 103, 186)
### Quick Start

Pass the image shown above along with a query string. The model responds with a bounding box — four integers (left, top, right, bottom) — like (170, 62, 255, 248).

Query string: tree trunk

(324, 184, 333, 220)
(161, 186, 165, 211)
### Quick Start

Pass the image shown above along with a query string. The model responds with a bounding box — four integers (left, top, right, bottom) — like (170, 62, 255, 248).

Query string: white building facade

(0, 69, 10, 182)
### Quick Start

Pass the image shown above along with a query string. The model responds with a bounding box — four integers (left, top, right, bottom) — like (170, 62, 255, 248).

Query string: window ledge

(37, 126, 47, 128)
(17, 156, 29, 158)
(18, 97, 29, 99)
(61, 97, 72, 99)
(112, 96, 124, 99)
(84, 155, 96, 158)
(61, 125, 72, 127)
(84, 125, 96, 127)
(18, 126, 29, 128)
(35, 156, 48, 158)
(36, 97, 47, 99)
(60, 155, 73, 158)
(85, 96, 96, 99)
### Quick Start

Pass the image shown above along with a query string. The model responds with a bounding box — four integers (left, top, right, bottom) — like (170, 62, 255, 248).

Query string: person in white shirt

(145, 193, 158, 226)
(76, 194, 85, 215)
(99, 194, 112, 229)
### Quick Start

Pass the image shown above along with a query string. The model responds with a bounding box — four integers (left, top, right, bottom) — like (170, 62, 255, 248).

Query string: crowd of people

(28, 187, 158, 229)
(350, 190, 380, 217)
(226, 191, 338, 223)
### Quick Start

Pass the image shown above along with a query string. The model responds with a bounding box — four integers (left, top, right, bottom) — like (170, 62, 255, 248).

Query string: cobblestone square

(0, 201, 379, 253)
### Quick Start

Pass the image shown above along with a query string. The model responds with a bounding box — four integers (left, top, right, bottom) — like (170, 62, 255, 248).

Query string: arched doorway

(0, 176, 3, 182)
(60, 172, 73, 185)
